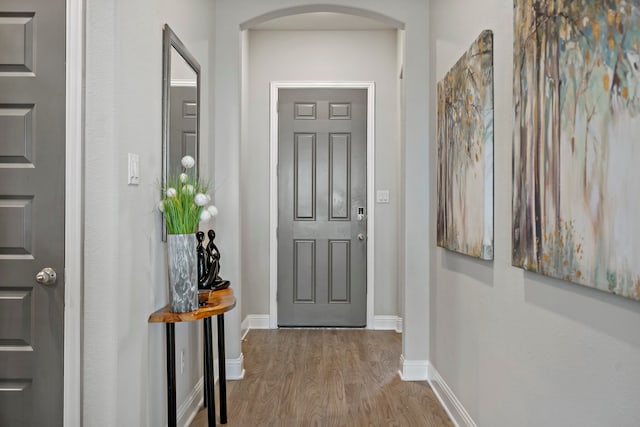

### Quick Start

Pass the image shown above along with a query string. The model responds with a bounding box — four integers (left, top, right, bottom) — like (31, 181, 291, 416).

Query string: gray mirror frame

(162, 24, 201, 241)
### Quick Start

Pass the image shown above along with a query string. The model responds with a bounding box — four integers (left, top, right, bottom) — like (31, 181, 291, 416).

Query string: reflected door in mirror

(169, 85, 197, 176)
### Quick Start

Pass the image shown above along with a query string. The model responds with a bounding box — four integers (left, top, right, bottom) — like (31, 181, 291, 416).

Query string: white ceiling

(250, 12, 397, 31)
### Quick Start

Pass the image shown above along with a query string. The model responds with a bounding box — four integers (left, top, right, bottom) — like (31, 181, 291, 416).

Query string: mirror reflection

(168, 49, 198, 177)
(162, 24, 201, 240)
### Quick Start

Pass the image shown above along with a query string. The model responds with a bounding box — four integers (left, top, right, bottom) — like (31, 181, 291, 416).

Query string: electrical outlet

(180, 349, 185, 374)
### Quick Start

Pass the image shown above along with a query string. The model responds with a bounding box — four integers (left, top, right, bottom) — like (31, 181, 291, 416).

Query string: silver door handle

(36, 267, 57, 285)
(357, 233, 366, 241)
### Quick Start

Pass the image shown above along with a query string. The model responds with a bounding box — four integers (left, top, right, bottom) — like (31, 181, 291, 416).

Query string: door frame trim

(268, 81, 376, 328)
(64, 0, 84, 424)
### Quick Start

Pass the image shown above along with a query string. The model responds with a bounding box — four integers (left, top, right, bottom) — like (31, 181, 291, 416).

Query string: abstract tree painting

(437, 30, 494, 260)
(513, 0, 640, 300)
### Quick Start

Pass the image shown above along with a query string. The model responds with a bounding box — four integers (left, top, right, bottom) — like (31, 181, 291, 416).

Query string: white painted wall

(430, 1, 640, 426)
(214, 0, 431, 371)
(242, 29, 400, 319)
(84, 0, 215, 425)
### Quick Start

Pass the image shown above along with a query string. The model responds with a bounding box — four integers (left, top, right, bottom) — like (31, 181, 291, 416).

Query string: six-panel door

(278, 88, 367, 327)
(0, 0, 66, 424)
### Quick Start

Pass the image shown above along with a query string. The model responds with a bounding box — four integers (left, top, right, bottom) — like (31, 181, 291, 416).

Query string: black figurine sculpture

(196, 229, 229, 291)
(196, 231, 209, 289)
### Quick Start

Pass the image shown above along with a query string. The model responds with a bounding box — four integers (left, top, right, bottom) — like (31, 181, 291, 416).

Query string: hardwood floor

(191, 329, 453, 427)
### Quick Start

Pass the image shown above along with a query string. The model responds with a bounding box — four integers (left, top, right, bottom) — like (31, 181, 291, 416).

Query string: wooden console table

(149, 288, 236, 427)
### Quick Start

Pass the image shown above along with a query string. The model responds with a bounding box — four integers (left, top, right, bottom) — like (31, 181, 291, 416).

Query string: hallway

(192, 330, 452, 426)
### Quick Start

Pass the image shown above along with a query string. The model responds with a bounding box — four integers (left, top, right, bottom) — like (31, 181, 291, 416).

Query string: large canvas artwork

(513, 0, 640, 300)
(437, 30, 494, 260)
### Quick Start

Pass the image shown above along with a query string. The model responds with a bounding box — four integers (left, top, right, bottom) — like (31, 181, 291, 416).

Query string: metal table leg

(203, 317, 216, 426)
(217, 314, 227, 424)
(203, 323, 208, 408)
(166, 323, 177, 427)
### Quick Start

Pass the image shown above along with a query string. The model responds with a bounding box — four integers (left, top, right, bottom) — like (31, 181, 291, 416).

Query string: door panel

(328, 240, 350, 303)
(278, 88, 367, 327)
(169, 85, 197, 176)
(0, 105, 34, 164)
(0, 13, 35, 74)
(294, 133, 316, 220)
(329, 133, 350, 220)
(293, 240, 316, 303)
(0, 0, 65, 425)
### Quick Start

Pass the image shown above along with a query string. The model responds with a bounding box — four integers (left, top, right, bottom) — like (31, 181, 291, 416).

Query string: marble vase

(167, 233, 198, 313)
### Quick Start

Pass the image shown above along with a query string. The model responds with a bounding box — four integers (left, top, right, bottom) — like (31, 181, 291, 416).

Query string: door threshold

(277, 326, 366, 329)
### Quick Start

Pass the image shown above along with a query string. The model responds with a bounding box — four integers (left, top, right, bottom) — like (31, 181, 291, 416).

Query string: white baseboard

(242, 314, 270, 329)
(241, 315, 271, 338)
(373, 315, 403, 332)
(398, 355, 429, 381)
(243, 314, 402, 333)
(226, 353, 245, 380)
(427, 361, 477, 427)
(177, 377, 204, 427)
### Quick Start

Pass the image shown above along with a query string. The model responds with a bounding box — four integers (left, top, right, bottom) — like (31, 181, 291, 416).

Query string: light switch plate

(376, 190, 390, 204)
(128, 153, 140, 185)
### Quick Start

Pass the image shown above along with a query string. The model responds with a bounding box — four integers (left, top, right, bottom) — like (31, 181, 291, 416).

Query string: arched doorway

(238, 7, 406, 331)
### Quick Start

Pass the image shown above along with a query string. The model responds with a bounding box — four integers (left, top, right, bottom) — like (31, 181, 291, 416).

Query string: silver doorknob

(357, 233, 366, 241)
(36, 268, 57, 285)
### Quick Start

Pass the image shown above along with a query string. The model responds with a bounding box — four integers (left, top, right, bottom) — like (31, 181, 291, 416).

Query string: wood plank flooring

(191, 329, 453, 427)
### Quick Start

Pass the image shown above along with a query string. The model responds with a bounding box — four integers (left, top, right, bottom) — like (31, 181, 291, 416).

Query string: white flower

(194, 193, 208, 206)
(199, 209, 212, 222)
(181, 155, 195, 169)
(157, 201, 164, 212)
(182, 184, 194, 195)
(207, 205, 219, 217)
(179, 173, 188, 183)
(166, 187, 177, 198)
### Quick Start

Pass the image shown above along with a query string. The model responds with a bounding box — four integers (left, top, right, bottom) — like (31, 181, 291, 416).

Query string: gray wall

(80, 0, 640, 424)
(430, 1, 640, 426)
(242, 29, 401, 318)
(84, 0, 215, 425)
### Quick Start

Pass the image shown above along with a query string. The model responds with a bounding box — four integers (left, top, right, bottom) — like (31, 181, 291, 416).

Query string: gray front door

(278, 88, 367, 327)
(0, 0, 66, 425)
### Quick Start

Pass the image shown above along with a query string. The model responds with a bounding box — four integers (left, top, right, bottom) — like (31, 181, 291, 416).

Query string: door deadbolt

(357, 207, 365, 220)
(36, 268, 57, 285)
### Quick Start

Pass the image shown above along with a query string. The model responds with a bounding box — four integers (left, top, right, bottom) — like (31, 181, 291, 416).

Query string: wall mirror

(162, 24, 201, 240)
